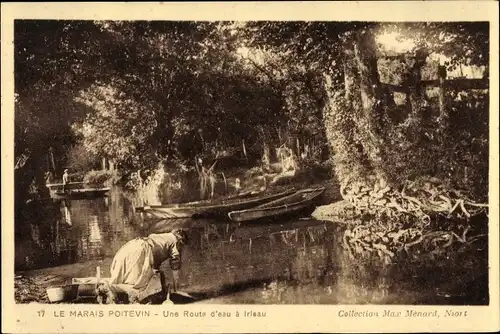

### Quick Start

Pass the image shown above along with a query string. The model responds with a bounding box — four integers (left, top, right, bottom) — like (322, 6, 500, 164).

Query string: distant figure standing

(45, 171, 54, 184)
(62, 169, 69, 192)
(234, 178, 241, 192)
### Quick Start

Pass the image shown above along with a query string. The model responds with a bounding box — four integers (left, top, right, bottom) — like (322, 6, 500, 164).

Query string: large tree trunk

(354, 31, 384, 117)
(405, 49, 429, 117)
(352, 30, 390, 184)
(322, 72, 373, 189)
(323, 29, 407, 193)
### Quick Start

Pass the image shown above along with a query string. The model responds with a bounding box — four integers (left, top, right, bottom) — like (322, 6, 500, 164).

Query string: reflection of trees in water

(53, 193, 138, 262)
(88, 216, 102, 243)
(74, 194, 145, 260)
(15, 199, 65, 269)
(17, 189, 159, 269)
(31, 200, 77, 266)
(254, 225, 339, 304)
(216, 219, 488, 304)
(184, 223, 237, 252)
(261, 225, 345, 303)
(63, 203, 72, 226)
(287, 226, 330, 283)
(67, 199, 102, 260)
(183, 222, 337, 295)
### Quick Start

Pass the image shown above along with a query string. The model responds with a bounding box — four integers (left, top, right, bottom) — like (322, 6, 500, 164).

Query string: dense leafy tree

(240, 21, 489, 199)
(15, 20, 488, 216)
(72, 21, 288, 177)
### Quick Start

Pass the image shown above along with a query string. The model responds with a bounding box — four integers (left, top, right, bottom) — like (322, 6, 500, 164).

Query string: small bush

(84, 170, 117, 187)
(69, 171, 86, 182)
(66, 144, 100, 172)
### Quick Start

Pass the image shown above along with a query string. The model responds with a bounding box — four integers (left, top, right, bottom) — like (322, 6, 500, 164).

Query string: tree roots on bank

(313, 176, 488, 265)
(341, 176, 487, 220)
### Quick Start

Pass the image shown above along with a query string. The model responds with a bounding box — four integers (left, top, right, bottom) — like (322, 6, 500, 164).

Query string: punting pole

(96, 266, 101, 290)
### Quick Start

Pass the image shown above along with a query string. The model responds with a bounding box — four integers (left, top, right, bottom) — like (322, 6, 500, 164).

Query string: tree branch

(244, 57, 283, 91)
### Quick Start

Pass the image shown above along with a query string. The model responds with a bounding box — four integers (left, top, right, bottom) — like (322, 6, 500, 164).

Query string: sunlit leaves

(375, 22, 489, 72)
(75, 84, 156, 165)
(60, 21, 290, 175)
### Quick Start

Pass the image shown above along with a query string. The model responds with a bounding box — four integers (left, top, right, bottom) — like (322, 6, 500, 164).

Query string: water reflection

(21, 187, 488, 305)
(62, 189, 146, 262)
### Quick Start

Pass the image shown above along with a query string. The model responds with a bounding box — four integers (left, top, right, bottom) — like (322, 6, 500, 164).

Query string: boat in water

(136, 188, 296, 219)
(46, 182, 110, 200)
(228, 186, 326, 223)
(46, 181, 85, 191)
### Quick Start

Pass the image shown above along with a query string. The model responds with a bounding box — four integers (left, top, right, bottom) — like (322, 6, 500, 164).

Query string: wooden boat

(51, 187, 111, 200)
(46, 181, 86, 190)
(143, 190, 258, 208)
(46, 182, 110, 200)
(134, 190, 257, 216)
(228, 186, 326, 222)
(46, 182, 85, 197)
(137, 188, 296, 219)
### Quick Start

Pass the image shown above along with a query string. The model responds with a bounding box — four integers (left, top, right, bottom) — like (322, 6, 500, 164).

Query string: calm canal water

(18, 187, 488, 305)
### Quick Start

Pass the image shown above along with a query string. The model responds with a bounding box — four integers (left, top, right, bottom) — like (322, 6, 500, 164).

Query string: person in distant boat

(234, 178, 241, 192)
(62, 169, 69, 192)
(45, 171, 54, 184)
(97, 229, 190, 304)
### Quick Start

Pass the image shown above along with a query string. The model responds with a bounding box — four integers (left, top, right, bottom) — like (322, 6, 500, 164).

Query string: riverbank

(15, 259, 108, 303)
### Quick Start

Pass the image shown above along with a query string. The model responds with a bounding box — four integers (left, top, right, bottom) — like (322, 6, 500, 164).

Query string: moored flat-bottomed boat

(46, 182, 86, 190)
(46, 181, 111, 200)
(51, 187, 111, 200)
(228, 186, 326, 222)
(137, 188, 296, 219)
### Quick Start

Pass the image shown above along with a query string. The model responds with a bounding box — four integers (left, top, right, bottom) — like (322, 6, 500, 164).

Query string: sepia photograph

(2, 2, 499, 333)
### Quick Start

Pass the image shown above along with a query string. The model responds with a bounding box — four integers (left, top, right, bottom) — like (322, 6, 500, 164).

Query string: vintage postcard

(2, 1, 499, 333)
